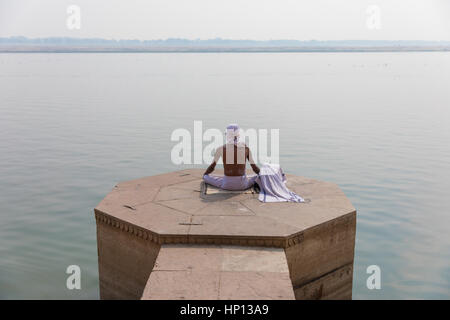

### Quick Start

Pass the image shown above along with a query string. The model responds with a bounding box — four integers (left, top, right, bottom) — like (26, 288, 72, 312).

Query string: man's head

(225, 124, 241, 145)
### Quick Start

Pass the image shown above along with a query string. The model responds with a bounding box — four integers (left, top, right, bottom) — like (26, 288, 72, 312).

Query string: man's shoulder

(220, 143, 248, 149)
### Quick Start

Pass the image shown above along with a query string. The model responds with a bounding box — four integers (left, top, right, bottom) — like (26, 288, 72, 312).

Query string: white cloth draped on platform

(256, 163, 304, 203)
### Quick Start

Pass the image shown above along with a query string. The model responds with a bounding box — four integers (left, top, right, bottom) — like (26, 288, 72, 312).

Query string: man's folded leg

(203, 174, 224, 188)
(245, 175, 258, 189)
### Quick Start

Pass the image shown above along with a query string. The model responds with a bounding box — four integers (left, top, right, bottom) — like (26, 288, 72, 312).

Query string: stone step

(141, 244, 295, 300)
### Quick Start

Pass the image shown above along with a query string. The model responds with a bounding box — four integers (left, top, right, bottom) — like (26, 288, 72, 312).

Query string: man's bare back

(204, 144, 260, 176)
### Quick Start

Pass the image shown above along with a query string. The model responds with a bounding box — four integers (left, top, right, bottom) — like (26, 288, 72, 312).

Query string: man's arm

(247, 148, 260, 175)
(204, 161, 216, 176)
(204, 147, 222, 176)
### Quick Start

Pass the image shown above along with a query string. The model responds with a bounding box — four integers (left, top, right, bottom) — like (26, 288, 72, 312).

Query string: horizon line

(2, 36, 450, 43)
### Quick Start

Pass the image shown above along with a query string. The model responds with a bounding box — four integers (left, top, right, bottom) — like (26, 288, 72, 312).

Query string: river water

(0, 52, 449, 299)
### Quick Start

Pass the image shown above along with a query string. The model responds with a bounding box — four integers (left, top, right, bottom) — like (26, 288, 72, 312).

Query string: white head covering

(225, 124, 243, 145)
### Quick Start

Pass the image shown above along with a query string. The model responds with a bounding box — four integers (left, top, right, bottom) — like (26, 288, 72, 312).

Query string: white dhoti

(203, 174, 258, 191)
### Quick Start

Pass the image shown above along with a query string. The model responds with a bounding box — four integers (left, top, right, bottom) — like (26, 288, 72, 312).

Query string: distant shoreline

(2, 37, 449, 53)
(1, 46, 449, 53)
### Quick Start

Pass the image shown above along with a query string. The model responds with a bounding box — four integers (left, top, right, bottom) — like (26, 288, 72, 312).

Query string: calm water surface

(0, 52, 449, 299)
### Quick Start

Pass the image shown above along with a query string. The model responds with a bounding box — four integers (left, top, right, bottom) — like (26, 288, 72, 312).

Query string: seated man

(203, 124, 260, 191)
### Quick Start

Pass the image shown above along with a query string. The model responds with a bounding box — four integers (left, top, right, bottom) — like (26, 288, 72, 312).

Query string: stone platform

(141, 245, 295, 300)
(95, 169, 356, 300)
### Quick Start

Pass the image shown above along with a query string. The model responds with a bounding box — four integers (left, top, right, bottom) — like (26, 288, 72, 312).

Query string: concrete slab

(172, 179, 204, 192)
(218, 271, 294, 300)
(156, 198, 209, 215)
(153, 244, 223, 271)
(141, 245, 294, 300)
(194, 201, 255, 216)
(221, 246, 290, 273)
(97, 186, 160, 209)
(154, 186, 199, 202)
(188, 215, 299, 245)
(142, 270, 221, 300)
(134, 202, 192, 236)
(116, 169, 200, 190)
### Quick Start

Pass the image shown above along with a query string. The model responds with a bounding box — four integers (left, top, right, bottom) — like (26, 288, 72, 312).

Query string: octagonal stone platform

(95, 169, 356, 300)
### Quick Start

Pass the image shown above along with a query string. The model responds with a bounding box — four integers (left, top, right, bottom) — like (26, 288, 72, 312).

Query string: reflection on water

(0, 52, 449, 299)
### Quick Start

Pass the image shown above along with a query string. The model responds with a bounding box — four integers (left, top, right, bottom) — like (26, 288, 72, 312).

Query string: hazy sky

(1, 0, 449, 40)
